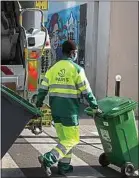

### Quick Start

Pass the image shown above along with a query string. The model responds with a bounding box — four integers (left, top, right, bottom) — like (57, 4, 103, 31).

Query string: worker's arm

(36, 71, 49, 108)
(76, 68, 98, 109)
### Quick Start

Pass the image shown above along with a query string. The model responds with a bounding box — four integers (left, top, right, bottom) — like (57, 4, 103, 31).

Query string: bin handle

(84, 107, 103, 118)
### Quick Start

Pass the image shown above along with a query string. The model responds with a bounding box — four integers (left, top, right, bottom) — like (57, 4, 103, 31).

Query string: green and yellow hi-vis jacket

(36, 58, 98, 125)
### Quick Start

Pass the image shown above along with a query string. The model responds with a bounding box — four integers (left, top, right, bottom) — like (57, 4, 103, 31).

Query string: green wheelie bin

(85, 96, 138, 177)
(1, 85, 43, 159)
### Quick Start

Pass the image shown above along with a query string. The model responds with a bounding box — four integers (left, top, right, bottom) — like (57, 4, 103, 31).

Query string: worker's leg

(55, 123, 73, 174)
(40, 123, 80, 168)
(53, 122, 74, 174)
(38, 117, 62, 176)
(57, 149, 73, 175)
(58, 149, 72, 165)
(55, 122, 65, 142)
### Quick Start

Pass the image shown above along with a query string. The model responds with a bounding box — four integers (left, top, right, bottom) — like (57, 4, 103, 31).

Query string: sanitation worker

(36, 40, 101, 177)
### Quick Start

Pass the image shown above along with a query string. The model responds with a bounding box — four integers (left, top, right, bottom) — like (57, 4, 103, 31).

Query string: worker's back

(36, 40, 99, 176)
(47, 59, 81, 119)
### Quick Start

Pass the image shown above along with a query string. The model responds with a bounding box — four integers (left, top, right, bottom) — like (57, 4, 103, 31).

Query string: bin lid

(97, 96, 137, 118)
(1, 85, 43, 117)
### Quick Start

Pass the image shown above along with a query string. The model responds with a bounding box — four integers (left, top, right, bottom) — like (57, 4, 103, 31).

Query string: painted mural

(46, 6, 80, 62)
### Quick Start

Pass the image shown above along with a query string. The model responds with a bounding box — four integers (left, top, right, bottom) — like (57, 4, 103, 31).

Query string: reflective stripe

(49, 92, 80, 98)
(51, 143, 67, 160)
(59, 149, 72, 164)
(56, 144, 67, 155)
(51, 149, 60, 160)
(59, 157, 71, 164)
(49, 84, 76, 90)
(40, 84, 48, 90)
(82, 89, 90, 94)
(76, 81, 86, 89)
(42, 76, 49, 83)
(49, 88, 80, 95)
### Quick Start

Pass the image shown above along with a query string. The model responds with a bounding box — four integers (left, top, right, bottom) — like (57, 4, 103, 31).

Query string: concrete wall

(95, 2, 111, 99)
(85, 1, 138, 109)
(85, 2, 111, 99)
(85, 2, 99, 92)
(107, 2, 138, 103)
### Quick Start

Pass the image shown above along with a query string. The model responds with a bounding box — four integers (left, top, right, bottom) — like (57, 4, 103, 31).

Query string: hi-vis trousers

(42, 122, 80, 168)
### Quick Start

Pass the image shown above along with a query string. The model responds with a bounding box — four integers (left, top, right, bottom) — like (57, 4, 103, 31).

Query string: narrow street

(2, 117, 138, 178)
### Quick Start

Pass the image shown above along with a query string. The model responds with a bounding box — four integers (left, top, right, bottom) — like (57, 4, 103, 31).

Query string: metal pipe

(115, 75, 122, 96)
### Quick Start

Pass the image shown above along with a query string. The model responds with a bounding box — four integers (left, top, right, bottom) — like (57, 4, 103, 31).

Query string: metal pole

(115, 75, 122, 96)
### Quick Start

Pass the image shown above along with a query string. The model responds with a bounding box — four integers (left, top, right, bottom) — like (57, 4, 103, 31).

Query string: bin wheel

(121, 162, 135, 177)
(99, 153, 110, 167)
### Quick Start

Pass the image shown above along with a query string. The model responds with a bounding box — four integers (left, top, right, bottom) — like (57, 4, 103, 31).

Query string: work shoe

(58, 164, 73, 175)
(38, 155, 52, 177)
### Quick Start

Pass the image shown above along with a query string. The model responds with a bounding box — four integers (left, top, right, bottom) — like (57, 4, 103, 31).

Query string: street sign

(35, 1, 48, 10)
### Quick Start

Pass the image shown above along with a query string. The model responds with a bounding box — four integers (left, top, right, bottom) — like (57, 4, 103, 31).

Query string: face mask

(71, 52, 78, 61)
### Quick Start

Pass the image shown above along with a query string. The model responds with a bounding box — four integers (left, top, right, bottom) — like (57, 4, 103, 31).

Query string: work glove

(92, 108, 102, 114)
(91, 108, 103, 118)
(36, 100, 42, 108)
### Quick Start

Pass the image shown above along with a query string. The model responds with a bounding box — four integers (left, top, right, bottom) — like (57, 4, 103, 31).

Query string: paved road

(1, 118, 138, 178)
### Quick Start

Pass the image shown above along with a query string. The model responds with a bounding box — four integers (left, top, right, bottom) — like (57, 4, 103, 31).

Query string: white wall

(95, 2, 111, 99)
(86, 1, 138, 106)
(107, 2, 138, 103)
(85, 2, 111, 99)
(85, 2, 99, 92)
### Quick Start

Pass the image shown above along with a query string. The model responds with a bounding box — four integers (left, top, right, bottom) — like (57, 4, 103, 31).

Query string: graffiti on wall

(46, 6, 80, 62)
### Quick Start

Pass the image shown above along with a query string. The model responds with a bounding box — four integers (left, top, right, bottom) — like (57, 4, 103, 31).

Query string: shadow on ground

(1, 165, 131, 178)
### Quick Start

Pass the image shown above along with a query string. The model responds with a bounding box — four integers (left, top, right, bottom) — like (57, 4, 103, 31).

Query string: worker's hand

(92, 108, 102, 115)
(35, 101, 43, 109)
